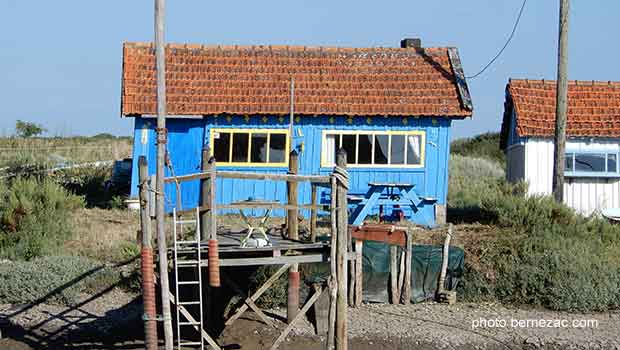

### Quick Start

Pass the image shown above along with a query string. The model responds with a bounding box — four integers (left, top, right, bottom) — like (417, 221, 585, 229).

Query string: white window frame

(320, 130, 426, 168)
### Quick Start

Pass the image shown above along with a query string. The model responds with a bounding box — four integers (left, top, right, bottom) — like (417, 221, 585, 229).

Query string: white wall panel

(511, 137, 620, 216)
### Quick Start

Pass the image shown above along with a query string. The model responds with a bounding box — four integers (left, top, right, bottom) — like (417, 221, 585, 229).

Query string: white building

(501, 79, 620, 216)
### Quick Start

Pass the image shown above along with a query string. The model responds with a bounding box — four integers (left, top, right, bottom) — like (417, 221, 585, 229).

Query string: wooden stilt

(390, 245, 400, 304)
(287, 150, 300, 323)
(310, 183, 318, 242)
(327, 177, 338, 350)
(403, 230, 412, 304)
(335, 149, 348, 350)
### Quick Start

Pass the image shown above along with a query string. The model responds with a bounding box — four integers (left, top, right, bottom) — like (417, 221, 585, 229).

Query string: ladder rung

(179, 341, 202, 346)
(177, 240, 199, 244)
(177, 260, 199, 265)
(177, 220, 197, 225)
(179, 301, 201, 305)
(179, 321, 201, 326)
(178, 281, 200, 285)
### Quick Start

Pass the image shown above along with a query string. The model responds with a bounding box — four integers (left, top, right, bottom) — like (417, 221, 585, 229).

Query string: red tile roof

(121, 42, 472, 118)
(504, 79, 620, 141)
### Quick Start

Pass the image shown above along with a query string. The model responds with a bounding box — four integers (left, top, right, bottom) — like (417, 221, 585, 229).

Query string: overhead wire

(466, 0, 528, 79)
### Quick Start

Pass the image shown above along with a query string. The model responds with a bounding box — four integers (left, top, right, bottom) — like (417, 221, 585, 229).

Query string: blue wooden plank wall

(129, 115, 452, 225)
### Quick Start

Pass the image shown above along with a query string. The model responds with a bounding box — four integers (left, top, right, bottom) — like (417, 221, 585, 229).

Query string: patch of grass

(0, 177, 84, 260)
(0, 256, 123, 306)
(450, 132, 505, 166)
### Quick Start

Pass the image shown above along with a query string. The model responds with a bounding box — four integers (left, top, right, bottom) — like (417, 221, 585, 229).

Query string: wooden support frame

(225, 264, 291, 327)
(270, 284, 325, 350)
(224, 277, 276, 328)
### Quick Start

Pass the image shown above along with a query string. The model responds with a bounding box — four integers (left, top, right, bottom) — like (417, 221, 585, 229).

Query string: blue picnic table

(348, 182, 437, 227)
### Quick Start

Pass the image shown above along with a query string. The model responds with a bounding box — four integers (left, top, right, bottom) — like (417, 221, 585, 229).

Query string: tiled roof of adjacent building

(502, 79, 620, 146)
(121, 42, 473, 118)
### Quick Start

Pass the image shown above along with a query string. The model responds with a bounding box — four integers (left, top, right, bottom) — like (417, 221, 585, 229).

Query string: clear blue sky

(0, 1, 615, 139)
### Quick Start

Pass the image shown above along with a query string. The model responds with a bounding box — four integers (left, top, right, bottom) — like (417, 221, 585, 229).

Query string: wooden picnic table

(349, 182, 437, 227)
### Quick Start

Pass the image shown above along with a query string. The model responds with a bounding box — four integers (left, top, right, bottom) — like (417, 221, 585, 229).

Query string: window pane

(342, 134, 357, 164)
(390, 135, 405, 164)
(574, 153, 606, 172)
(406, 135, 422, 165)
(232, 133, 249, 162)
(213, 131, 230, 162)
(608, 154, 617, 173)
(269, 133, 286, 163)
(250, 133, 268, 163)
(374, 135, 389, 164)
(358, 135, 373, 164)
(564, 153, 573, 172)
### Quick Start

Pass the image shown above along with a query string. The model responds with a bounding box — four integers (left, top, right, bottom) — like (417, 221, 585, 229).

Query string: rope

(333, 165, 349, 190)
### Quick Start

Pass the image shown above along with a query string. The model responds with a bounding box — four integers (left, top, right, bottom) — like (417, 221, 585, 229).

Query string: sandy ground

(1, 287, 619, 350)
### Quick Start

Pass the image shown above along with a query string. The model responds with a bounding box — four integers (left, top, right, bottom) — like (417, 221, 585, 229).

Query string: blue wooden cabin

(122, 39, 473, 226)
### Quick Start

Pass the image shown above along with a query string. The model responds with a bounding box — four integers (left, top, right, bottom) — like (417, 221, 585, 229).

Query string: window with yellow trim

(211, 129, 289, 166)
(321, 130, 425, 167)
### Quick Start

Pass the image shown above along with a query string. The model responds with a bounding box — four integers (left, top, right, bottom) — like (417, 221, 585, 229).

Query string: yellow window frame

(320, 129, 426, 168)
(210, 128, 290, 167)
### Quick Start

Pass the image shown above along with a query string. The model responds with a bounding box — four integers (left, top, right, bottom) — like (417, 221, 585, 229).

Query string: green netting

(362, 241, 464, 303)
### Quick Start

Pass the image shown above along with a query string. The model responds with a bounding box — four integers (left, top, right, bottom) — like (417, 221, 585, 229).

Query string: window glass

(268, 133, 286, 163)
(574, 153, 606, 172)
(374, 135, 389, 164)
(406, 135, 422, 165)
(342, 134, 357, 164)
(608, 154, 617, 173)
(390, 135, 405, 164)
(358, 135, 373, 164)
(231, 133, 249, 163)
(565, 153, 574, 172)
(213, 132, 230, 162)
(250, 133, 268, 163)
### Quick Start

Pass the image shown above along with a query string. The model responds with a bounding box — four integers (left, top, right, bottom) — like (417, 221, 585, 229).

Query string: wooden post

(389, 245, 400, 304)
(402, 230, 412, 304)
(138, 156, 158, 350)
(207, 156, 220, 287)
(326, 177, 338, 350)
(354, 240, 363, 307)
(154, 0, 173, 347)
(310, 184, 317, 242)
(437, 224, 453, 295)
(287, 150, 300, 323)
(335, 148, 348, 350)
(552, 0, 570, 203)
(200, 147, 210, 239)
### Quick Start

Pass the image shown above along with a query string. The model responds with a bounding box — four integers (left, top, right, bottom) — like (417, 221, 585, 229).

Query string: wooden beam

(216, 170, 330, 184)
(350, 226, 408, 247)
(199, 253, 327, 267)
(164, 171, 210, 183)
(327, 176, 338, 350)
(224, 277, 275, 328)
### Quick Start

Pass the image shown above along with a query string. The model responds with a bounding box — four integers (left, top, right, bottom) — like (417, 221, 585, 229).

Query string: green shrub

(460, 190, 620, 312)
(0, 256, 121, 306)
(0, 177, 84, 260)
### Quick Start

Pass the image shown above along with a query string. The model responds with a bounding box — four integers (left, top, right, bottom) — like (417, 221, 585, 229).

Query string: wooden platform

(174, 230, 330, 267)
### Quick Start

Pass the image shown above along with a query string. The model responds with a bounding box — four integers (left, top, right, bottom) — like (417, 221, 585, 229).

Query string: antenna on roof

(289, 77, 295, 146)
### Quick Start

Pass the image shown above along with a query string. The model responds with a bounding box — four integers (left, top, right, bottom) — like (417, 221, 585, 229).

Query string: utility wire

(466, 0, 528, 79)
